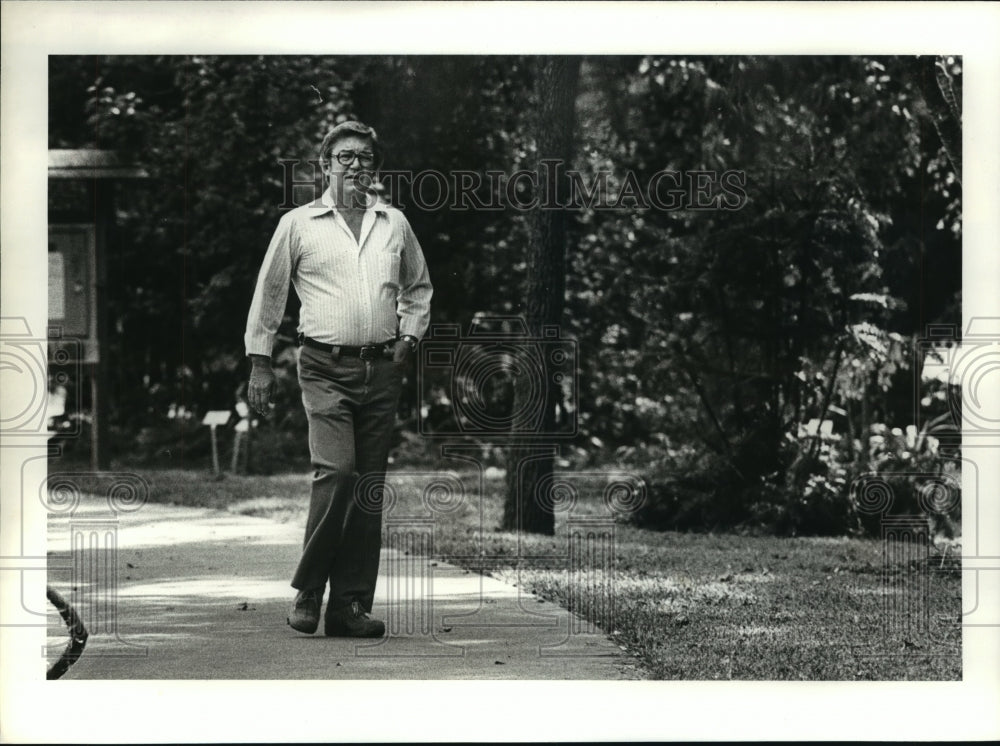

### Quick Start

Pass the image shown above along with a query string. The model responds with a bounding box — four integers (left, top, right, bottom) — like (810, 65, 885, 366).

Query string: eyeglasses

(331, 149, 377, 168)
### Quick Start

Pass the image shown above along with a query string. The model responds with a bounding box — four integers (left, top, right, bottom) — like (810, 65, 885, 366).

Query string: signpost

(201, 410, 231, 475)
(48, 150, 148, 471)
(231, 402, 250, 473)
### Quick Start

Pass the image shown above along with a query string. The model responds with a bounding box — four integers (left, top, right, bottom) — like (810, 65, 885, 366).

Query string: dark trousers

(291, 344, 402, 612)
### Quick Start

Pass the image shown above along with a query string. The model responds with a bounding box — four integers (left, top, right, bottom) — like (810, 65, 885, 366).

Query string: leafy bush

(618, 439, 740, 531)
(854, 423, 960, 538)
(624, 412, 959, 539)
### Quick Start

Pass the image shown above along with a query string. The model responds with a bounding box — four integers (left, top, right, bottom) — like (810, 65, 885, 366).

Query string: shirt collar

(307, 187, 388, 217)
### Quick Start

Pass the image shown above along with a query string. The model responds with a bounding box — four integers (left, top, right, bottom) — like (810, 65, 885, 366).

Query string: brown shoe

(324, 601, 386, 638)
(287, 588, 323, 634)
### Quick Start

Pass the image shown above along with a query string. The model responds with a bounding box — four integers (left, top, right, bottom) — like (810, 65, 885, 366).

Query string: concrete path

(46, 495, 643, 679)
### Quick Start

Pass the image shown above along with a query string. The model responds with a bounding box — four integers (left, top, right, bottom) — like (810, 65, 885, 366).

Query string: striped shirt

(244, 189, 433, 355)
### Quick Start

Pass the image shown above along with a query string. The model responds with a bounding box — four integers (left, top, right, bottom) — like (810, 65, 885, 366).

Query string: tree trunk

(502, 56, 581, 535)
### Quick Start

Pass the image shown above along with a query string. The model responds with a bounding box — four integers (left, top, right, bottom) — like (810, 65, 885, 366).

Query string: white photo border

(2, 1, 999, 742)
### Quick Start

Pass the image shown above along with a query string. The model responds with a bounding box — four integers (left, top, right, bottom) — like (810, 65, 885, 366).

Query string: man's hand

(390, 341, 409, 366)
(248, 355, 276, 416)
(390, 336, 417, 366)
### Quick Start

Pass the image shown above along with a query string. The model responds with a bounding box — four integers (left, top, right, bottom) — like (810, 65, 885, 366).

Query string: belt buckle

(359, 345, 380, 361)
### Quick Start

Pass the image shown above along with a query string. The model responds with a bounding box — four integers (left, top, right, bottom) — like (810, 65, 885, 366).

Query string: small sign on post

(201, 410, 231, 476)
(231, 402, 250, 473)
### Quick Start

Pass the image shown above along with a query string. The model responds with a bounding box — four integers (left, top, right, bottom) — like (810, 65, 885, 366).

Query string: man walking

(245, 121, 432, 637)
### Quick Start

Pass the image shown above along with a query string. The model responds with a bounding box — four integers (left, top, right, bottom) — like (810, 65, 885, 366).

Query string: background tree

(501, 56, 581, 535)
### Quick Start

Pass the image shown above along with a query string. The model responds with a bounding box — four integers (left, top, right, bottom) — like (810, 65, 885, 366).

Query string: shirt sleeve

(244, 213, 296, 357)
(396, 215, 433, 340)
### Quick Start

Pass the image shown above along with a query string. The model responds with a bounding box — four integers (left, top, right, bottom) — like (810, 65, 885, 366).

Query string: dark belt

(298, 334, 392, 360)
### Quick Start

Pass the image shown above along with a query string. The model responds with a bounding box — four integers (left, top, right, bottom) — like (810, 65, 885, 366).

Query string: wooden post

(93, 180, 112, 470)
(210, 424, 221, 475)
(230, 430, 242, 473)
(232, 402, 250, 474)
(89, 364, 100, 472)
(245, 420, 253, 474)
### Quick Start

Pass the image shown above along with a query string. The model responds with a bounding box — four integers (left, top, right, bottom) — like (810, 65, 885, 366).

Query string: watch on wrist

(400, 334, 418, 349)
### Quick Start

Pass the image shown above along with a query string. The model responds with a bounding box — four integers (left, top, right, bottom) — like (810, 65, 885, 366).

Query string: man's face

(324, 134, 377, 206)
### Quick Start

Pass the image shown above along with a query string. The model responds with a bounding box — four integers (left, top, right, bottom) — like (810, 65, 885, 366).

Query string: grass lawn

(116, 467, 962, 680)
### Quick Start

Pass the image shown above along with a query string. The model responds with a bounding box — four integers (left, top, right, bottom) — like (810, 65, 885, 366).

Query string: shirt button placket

(356, 251, 373, 344)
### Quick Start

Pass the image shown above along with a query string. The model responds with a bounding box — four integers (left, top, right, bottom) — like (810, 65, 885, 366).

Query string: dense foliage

(48, 55, 961, 536)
